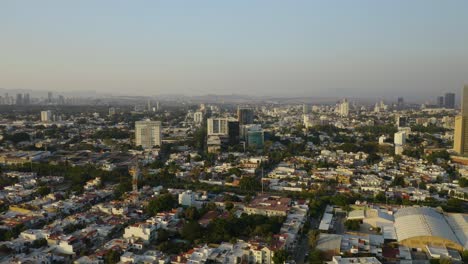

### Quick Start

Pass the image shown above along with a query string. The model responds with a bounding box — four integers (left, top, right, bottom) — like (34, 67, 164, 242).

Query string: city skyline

(2, 1, 468, 99)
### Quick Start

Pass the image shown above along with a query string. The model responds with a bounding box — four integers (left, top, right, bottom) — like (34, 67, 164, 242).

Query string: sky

(1, 0, 468, 100)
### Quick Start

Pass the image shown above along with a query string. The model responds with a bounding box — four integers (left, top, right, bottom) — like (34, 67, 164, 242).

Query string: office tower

(41, 110, 52, 122)
(445, 93, 455, 109)
(302, 104, 310, 115)
(237, 107, 254, 125)
(374, 100, 387, 113)
(303, 114, 314, 129)
(454, 86, 468, 155)
(246, 126, 264, 149)
(16, 94, 23, 105)
(339, 99, 349, 117)
(135, 120, 162, 149)
(193, 111, 203, 124)
(397, 97, 404, 106)
(147, 100, 152, 111)
(228, 120, 240, 144)
(394, 131, 407, 146)
(23, 93, 30, 105)
(396, 115, 408, 127)
(207, 118, 229, 136)
(48, 92, 53, 103)
(437, 96, 444, 107)
(58, 95, 65, 105)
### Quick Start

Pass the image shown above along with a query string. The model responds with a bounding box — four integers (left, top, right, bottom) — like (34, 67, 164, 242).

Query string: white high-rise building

(394, 131, 407, 146)
(194, 111, 203, 124)
(302, 104, 310, 114)
(303, 114, 314, 129)
(207, 118, 229, 136)
(41, 110, 52, 122)
(339, 99, 349, 117)
(374, 100, 388, 113)
(179, 190, 196, 207)
(135, 120, 162, 149)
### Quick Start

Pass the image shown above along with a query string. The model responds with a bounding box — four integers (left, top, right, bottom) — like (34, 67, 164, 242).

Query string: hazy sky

(1, 0, 468, 99)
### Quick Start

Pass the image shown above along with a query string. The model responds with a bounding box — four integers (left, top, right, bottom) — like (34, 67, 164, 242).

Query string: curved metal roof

(394, 207, 460, 245)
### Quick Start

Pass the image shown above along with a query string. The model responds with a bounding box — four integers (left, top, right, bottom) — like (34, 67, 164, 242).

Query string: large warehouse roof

(394, 207, 460, 246)
(445, 213, 468, 249)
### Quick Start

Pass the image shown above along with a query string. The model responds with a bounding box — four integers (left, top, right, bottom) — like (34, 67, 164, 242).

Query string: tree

(439, 259, 452, 264)
(184, 207, 200, 221)
(461, 250, 468, 262)
(4, 132, 30, 143)
(145, 194, 177, 215)
(37, 186, 51, 196)
(225, 202, 234, 211)
(330, 194, 350, 207)
(442, 198, 463, 213)
(103, 249, 121, 264)
(374, 192, 386, 203)
(239, 176, 261, 191)
(366, 153, 381, 164)
(459, 177, 468, 188)
(402, 147, 423, 159)
(31, 238, 47, 248)
(425, 151, 450, 164)
(156, 229, 170, 243)
(309, 249, 324, 264)
(344, 220, 360, 231)
(272, 249, 288, 264)
(181, 221, 203, 242)
(114, 180, 132, 199)
(391, 176, 405, 187)
(308, 230, 320, 248)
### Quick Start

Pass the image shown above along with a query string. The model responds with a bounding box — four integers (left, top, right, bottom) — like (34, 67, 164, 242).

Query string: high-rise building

(147, 100, 152, 111)
(303, 114, 314, 129)
(16, 94, 23, 105)
(47, 92, 53, 103)
(445, 93, 455, 109)
(302, 104, 310, 115)
(193, 111, 203, 124)
(23, 93, 30, 105)
(207, 118, 229, 136)
(437, 96, 444, 107)
(237, 107, 254, 125)
(454, 86, 468, 155)
(245, 125, 264, 149)
(397, 97, 404, 106)
(339, 99, 349, 117)
(228, 120, 240, 144)
(394, 131, 407, 146)
(58, 95, 65, 105)
(135, 120, 162, 149)
(41, 110, 52, 122)
(156, 101, 160, 111)
(396, 115, 408, 127)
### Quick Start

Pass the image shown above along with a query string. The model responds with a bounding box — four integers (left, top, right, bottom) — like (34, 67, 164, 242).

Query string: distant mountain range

(0, 87, 424, 105)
